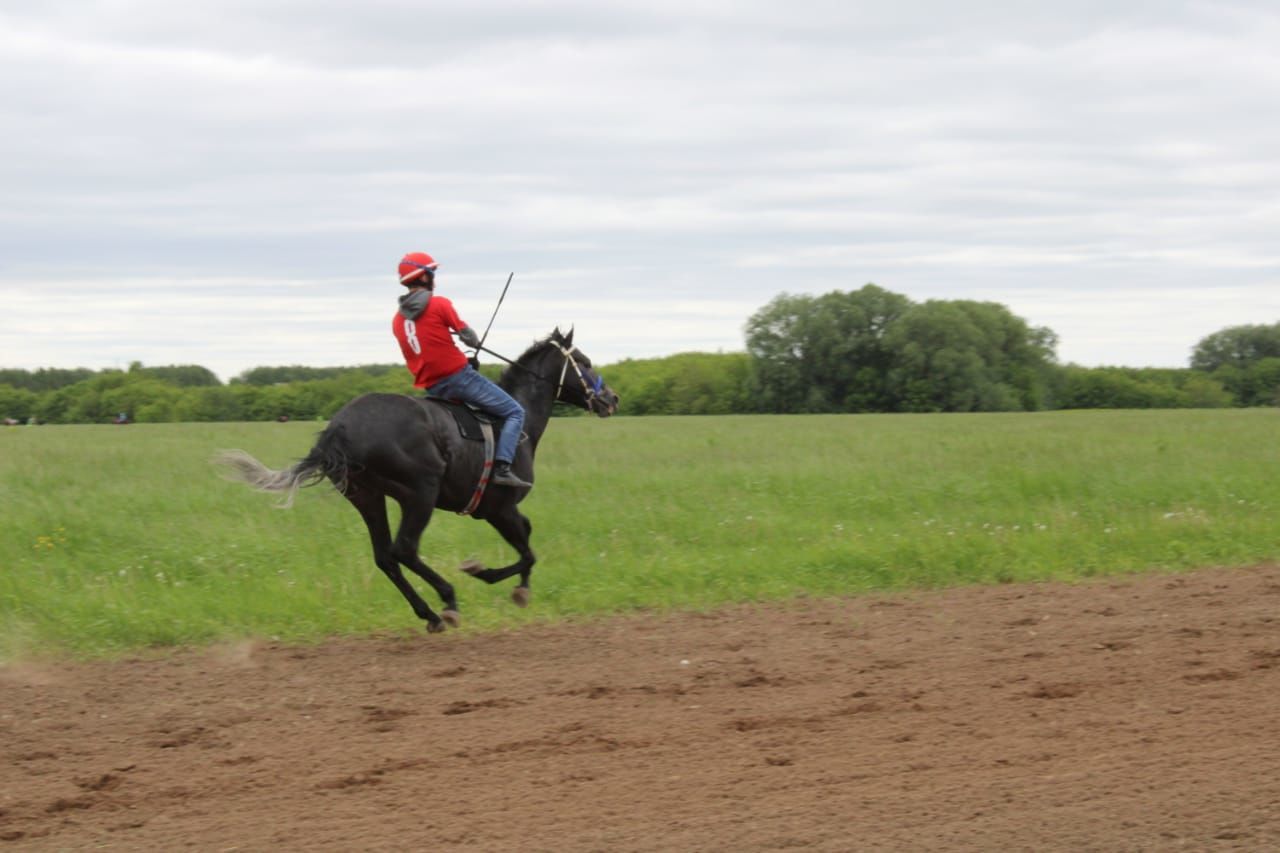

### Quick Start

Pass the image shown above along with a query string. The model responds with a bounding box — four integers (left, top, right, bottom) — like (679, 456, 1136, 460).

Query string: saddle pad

(424, 397, 493, 442)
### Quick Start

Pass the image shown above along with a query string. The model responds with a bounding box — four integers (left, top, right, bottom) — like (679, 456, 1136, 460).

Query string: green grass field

(2, 409, 1277, 660)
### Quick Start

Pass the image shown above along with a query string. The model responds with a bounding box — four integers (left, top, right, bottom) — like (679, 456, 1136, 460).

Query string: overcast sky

(2, 1, 1278, 381)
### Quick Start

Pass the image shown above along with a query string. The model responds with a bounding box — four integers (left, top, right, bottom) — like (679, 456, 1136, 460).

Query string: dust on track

(3, 565, 1279, 851)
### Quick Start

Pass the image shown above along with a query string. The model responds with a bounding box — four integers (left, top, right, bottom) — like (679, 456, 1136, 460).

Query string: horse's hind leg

(348, 490, 447, 632)
(389, 490, 460, 627)
(463, 505, 536, 607)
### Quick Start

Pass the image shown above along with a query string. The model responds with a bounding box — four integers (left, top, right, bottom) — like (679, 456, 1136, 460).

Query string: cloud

(2, 1, 1279, 378)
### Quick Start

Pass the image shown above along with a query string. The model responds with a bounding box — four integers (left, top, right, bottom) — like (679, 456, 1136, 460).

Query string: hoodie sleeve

(457, 325, 480, 348)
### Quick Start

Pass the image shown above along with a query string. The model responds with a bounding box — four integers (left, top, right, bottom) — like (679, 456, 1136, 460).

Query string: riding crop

(478, 272, 514, 351)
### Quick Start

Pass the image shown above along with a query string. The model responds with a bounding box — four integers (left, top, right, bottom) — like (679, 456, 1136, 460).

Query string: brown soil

(3, 565, 1279, 851)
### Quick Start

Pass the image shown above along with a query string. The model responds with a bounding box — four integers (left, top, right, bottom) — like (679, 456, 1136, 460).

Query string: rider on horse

(392, 251, 532, 489)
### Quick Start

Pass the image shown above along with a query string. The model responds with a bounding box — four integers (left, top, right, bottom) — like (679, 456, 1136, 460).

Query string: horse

(217, 328, 620, 633)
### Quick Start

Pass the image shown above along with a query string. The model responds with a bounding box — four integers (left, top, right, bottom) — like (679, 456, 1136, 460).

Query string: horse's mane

(497, 334, 563, 388)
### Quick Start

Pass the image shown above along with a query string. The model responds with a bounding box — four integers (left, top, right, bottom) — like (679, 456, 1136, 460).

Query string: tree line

(3, 287, 1278, 423)
(731, 286, 1273, 414)
(0, 362, 419, 425)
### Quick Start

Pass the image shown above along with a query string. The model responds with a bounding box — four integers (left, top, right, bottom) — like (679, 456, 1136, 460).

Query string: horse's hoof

(441, 609, 461, 628)
(426, 620, 447, 634)
(512, 586, 530, 608)
(459, 559, 484, 577)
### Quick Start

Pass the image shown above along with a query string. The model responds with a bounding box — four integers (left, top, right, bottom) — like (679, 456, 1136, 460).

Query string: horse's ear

(564, 326, 574, 347)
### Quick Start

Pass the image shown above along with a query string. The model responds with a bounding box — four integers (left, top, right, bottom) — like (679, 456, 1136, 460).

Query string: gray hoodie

(396, 289, 481, 348)
(397, 289, 431, 320)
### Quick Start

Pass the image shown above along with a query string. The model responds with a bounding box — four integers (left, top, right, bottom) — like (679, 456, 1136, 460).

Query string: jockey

(392, 251, 532, 489)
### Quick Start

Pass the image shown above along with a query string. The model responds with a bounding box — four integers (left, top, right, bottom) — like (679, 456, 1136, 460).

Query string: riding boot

(492, 462, 532, 488)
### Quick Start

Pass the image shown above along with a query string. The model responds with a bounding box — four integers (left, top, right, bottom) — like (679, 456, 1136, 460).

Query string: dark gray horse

(218, 328, 619, 632)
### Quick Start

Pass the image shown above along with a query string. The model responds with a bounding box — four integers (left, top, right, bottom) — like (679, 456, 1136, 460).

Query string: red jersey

(392, 294, 470, 389)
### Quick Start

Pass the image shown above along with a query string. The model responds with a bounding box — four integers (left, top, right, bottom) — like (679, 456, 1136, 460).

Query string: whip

(478, 272, 514, 351)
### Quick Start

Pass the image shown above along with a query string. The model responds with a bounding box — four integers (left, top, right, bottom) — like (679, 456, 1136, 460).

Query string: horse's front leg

(460, 506, 536, 607)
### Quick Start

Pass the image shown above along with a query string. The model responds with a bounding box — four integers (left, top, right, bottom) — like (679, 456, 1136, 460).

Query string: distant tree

(106, 378, 184, 422)
(1053, 366, 1232, 409)
(882, 300, 1058, 412)
(170, 386, 242, 422)
(0, 367, 95, 392)
(0, 385, 38, 422)
(745, 285, 913, 413)
(1191, 322, 1280, 372)
(59, 371, 184, 423)
(1057, 367, 1178, 409)
(233, 366, 331, 385)
(606, 352, 753, 415)
(1180, 373, 1235, 408)
(129, 363, 222, 387)
(603, 357, 674, 415)
(1214, 356, 1280, 406)
(666, 352, 753, 414)
(744, 293, 812, 412)
(232, 364, 401, 385)
(35, 384, 80, 423)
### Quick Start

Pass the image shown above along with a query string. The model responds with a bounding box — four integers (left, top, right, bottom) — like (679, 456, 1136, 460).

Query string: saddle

(422, 397, 498, 516)
(424, 397, 499, 442)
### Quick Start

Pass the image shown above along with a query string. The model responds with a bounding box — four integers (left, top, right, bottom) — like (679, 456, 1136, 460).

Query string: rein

(474, 344, 542, 376)
(473, 342, 603, 406)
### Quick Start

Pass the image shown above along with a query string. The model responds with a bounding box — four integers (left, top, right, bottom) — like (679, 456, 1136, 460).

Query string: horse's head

(547, 328, 619, 417)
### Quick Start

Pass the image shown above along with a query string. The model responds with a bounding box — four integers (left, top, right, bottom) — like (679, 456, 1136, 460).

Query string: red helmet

(398, 251, 438, 285)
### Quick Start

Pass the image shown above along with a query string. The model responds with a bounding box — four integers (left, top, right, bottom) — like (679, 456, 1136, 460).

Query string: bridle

(553, 342, 605, 406)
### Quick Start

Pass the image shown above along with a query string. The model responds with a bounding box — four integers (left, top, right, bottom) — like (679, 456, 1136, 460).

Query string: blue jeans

(427, 366, 525, 464)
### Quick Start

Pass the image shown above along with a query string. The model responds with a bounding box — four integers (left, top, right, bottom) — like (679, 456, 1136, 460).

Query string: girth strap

(458, 419, 495, 516)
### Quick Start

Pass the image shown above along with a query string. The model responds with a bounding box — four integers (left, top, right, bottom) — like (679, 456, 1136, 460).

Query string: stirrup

(492, 464, 532, 488)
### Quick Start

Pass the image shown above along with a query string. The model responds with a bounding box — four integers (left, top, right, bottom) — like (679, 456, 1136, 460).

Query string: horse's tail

(216, 424, 352, 508)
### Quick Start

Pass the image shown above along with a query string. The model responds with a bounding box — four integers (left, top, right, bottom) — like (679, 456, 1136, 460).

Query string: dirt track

(3, 565, 1279, 851)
